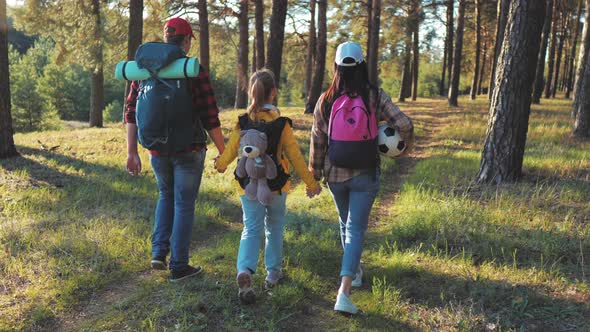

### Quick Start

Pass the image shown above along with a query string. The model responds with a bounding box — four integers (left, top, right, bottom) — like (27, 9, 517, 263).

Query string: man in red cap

(125, 17, 225, 282)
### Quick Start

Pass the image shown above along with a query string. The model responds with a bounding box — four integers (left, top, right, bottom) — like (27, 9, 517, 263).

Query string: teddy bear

(235, 129, 278, 206)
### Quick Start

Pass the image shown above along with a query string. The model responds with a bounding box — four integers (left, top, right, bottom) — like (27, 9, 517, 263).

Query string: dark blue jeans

(328, 171, 380, 278)
(150, 150, 206, 270)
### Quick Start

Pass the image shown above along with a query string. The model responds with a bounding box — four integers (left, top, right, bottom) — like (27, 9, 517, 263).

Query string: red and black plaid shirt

(124, 65, 221, 155)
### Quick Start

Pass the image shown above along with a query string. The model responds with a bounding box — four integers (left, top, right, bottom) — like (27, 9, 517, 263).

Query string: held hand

(213, 155, 226, 173)
(306, 185, 322, 198)
(126, 153, 142, 176)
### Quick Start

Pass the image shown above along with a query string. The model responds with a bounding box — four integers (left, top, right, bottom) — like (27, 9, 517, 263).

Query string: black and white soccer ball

(377, 123, 406, 158)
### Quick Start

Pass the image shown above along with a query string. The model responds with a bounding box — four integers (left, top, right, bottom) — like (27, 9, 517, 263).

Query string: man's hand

(213, 155, 226, 173)
(126, 153, 142, 176)
(306, 185, 322, 198)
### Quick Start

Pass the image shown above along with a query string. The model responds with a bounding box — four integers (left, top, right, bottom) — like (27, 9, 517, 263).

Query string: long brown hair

(323, 61, 375, 114)
(247, 69, 276, 118)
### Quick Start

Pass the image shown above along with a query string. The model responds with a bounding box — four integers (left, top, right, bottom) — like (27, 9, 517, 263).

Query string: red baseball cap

(164, 17, 196, 39)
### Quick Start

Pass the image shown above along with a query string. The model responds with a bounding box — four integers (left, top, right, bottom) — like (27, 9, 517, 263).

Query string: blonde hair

(247, 69, 276, 118)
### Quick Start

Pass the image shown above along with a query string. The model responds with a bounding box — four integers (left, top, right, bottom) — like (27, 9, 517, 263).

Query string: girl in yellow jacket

(215, 69, 321, 304)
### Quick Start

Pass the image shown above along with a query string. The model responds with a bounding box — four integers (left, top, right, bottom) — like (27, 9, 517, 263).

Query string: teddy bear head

(239, 129, 268, 159)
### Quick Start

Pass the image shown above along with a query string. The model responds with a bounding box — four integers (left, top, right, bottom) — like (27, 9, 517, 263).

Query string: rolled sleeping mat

(114, 57, 200, 81)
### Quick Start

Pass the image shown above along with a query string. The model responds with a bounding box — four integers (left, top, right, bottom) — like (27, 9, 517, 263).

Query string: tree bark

(368, 0, 381, 85)
(89, 0, 104, 128)
(470, 0, 481, 100)
(551, 9, 567, 98)
(254, 0, 265, 69)
(440, 30, 448, 96)
(252, 39, 256, 74)
(0, 0, 17, 158)
(398, 27, 412, 103)
(440, 0, 453, 96)
(573, 52, 590, 137)
(198, 0, 210, 71)
(566, 0, 583, 99)
(477, 0, 546, 184)
(446, 0, 454, 92)
(448, 0, 466, 107)
(489, 0, 510, 100)
(366, 0, 373, 74)
(305, 0, 316, 97)
(304, 0, 326, 114)
(235, 0, 249, 109)
(532, 0, 554, 104)
(123, 0, 143, 120)
(477, 37, 487, 95)
(267, 0, 288, 93)
(544, 1, 559, 98)
(573, 0, 590, 115)
(411, 1, 419, 101)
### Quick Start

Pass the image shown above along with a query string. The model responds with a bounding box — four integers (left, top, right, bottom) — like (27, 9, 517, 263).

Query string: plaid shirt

(309, 88, 415, 183)
(124, 65, 221, 153)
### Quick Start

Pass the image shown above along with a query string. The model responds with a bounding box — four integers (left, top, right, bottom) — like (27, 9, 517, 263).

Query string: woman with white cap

(309, 41, 414, 314)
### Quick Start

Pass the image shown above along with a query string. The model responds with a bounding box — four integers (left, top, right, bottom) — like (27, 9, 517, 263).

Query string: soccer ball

(377, 123, 406, 158)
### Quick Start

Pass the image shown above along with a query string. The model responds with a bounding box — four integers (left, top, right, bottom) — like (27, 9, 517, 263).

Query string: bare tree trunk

(544, 1, 559, 98)
(477, 37, 487, 95)
(566, 0, 583, 99)
(123, 0, 143, 119)
(470, 0, 481, 100)
(489, 0, 511, 100)
(448, 0, 466, 107)
(366, 0, 373, 73)
(252, 39, 256, 74)
(198, 0, 210, 71)
(551, 10, 567, 98)
(477, 0, 546, 184)
(398, 28, 412, 103)
(254, 0, 265, 69)
(573, 0, 590, 115)
(440, 31, 448, 96)
(235, 0, 249, 109)
(305, 0, 316, 97)
(446, 0, 454, 91)
(0, 0, 17, 158)
(267, 0, 288, 93)
(573, 52, 590, 137)
(305, 0, 326, 114)
(368, 0, 381, 85)
(411, 1, 419, 101)
(532, 0, 554, 104)
(89, 0, 104, 128)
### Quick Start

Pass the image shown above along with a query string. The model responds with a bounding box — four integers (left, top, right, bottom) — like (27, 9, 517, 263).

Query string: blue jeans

(150, 150, 206, 271)
(237, 193, 287, 275)
(328, 171, 379, 278)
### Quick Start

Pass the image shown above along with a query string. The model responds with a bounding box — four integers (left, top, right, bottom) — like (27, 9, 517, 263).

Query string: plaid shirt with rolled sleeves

(124, 65, 221, 153)
(309, 88, 415, 184)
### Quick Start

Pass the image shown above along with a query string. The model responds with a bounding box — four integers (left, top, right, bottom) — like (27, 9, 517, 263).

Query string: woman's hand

(126, 153, 142, 176)
(306, 185, 322, 198)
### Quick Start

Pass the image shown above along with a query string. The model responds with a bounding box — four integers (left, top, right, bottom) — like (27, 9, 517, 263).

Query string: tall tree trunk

(305, 0, 326, 114)
(566, 0, 583, 99)
(235, 0, 249, 109)
(254, 0, 265, 69)
(552, 10, 567, 98)
(305, 0, 316, 97)
(477, 37, 487, 95)
(89, 0, 104, 128)
(123, 0, 143, 119)
(489, 0, 511, 100)
(532, 0, 554, 104)
(544, 1, 559, 98)
(252, 39, 256, 73)
(440, 31, 448, 96)
(366, 0, 373, 73)
(446, 0, 454, 92)
(368, 0, 381, 85)
(477, 0, 546, 184)
(0, 0, 17, 158)
(411, 1, 419, 101)
(573, 52, 590, 137)
(448, 0, 466, 107)
(573, 0, 590, 115)
(267, 0, 288, 93)
(398, 28, 412, 103)
(470, 0, 481, 100)
(198, 0, 210, 71)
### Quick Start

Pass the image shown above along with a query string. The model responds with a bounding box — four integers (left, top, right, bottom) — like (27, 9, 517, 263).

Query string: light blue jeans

(237, 193, 287, 275)
(150, 150, 206, 271)
(328, 171, 379, 278)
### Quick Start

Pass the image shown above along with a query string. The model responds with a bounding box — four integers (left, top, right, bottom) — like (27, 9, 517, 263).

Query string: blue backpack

(135, 42, 206, 153)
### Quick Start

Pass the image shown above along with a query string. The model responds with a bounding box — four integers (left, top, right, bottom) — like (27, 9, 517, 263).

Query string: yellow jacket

(216, 107, 319, 193)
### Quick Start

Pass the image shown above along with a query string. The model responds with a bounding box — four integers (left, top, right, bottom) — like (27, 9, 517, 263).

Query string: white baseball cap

(335, 41, 364, 67)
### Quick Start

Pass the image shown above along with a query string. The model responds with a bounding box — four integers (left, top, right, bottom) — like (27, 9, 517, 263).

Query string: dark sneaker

(151, 256, 167, 270)
(237, 271, 256, 304)
(169, 265, 203, 282)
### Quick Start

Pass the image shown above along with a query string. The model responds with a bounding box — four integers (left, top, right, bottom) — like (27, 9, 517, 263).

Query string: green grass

(1, 99, 589, 331)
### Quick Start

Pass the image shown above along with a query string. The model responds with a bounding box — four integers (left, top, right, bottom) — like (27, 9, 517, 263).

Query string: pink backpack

(328, 94, 378, 169)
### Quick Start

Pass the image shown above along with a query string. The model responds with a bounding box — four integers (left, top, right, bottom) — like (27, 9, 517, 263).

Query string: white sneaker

(351, 266, 363, 287)
(334, 291, 358, 314)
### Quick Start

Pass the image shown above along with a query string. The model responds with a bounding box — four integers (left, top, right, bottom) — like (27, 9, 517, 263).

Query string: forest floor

(1, 96, 589, 331)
